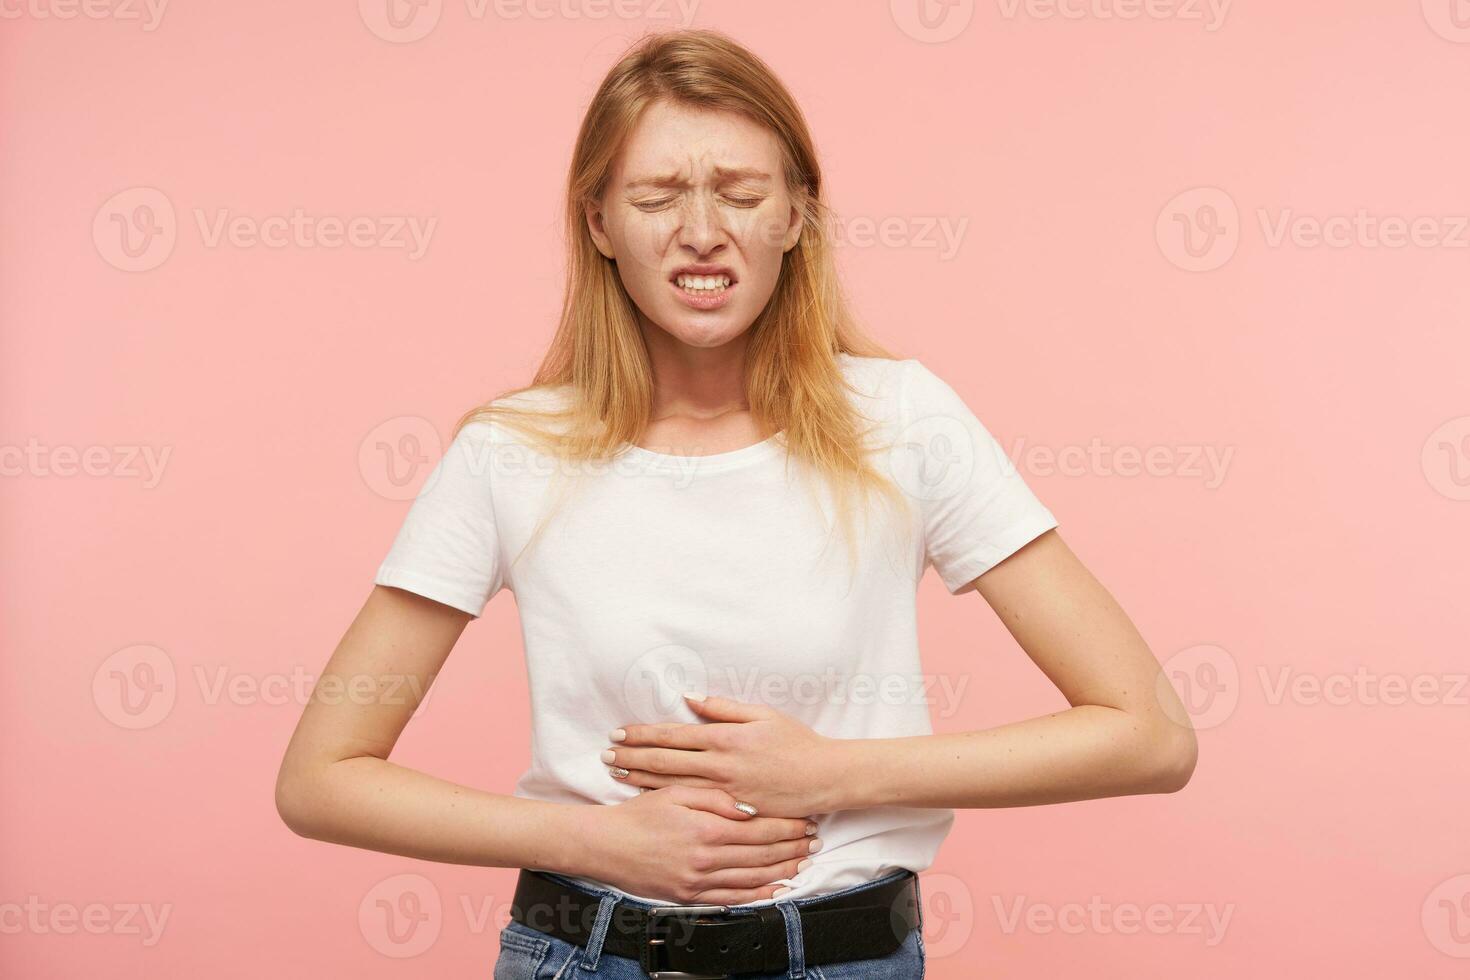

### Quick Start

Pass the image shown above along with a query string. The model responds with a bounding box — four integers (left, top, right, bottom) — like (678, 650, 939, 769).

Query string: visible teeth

(675, 274, 731, 292)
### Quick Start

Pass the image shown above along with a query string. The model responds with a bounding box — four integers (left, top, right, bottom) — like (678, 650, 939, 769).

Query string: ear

(782, 193, 806, 253)
(585, 200, 616, 260)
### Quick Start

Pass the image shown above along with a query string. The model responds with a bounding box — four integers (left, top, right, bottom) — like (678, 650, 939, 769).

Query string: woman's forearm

(276, 756, 595, 875)
(822, 705, 1197, 812)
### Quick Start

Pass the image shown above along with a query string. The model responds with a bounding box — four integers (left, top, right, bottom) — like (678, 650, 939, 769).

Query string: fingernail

(796, 859, 812, 872)
(773, 886, 792, 897)
(609, 766, 630, 778)
(682, 691, 707, 702)
(609, 728, 626, 742)
(600, 749, 616, 764)
(808, 837, 823, 853)
(805, 822, 817, 836)
(734, 802, 758, 817)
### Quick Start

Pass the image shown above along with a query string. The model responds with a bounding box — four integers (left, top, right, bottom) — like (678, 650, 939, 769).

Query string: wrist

(542, 802, 604, 879)
(816, 736, 882, 812)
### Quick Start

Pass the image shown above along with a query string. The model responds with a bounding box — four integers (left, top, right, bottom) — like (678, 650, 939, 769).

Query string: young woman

(275, 28, 1197, 979)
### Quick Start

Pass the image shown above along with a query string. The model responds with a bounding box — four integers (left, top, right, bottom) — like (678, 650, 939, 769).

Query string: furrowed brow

(625, 172, 685, 191)
(625, 166, 774, 191)
(712, 166, 773, 185)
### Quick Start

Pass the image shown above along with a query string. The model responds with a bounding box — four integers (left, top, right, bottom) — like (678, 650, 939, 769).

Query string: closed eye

(631, 195, 766, 211)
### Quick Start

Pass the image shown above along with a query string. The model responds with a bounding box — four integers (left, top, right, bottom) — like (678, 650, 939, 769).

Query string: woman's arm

(274, 585, 816, 905)
(605, 529, 1198, 815)
(828, 528, 1198, 811)
(273, 585, 588, 870)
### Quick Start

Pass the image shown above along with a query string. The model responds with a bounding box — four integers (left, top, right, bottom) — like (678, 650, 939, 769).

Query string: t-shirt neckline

(613, 353, 860, 472)
(616, 430, 786, 471)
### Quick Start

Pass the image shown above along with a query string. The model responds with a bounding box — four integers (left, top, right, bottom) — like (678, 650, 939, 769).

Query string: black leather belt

(509, 868, 920, 978)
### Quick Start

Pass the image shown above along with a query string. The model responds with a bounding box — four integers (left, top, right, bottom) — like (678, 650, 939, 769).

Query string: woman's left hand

(601, 693, 845, 818)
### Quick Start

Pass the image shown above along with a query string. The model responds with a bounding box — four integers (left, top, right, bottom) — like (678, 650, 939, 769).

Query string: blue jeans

(493, 868, 926, 979)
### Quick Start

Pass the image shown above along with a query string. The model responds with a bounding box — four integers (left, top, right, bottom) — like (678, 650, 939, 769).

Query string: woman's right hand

(573, 785, 822, 905)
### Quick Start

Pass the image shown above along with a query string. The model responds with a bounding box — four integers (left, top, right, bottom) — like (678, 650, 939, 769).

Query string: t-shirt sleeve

(894, 359, 1058, 594)
(373, 419, 505, 617)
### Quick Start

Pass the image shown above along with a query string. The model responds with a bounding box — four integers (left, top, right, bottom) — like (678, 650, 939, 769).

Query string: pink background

(4, 2, 1469, 977)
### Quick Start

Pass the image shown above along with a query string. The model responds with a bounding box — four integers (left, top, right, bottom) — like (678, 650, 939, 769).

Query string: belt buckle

(645, 904, 731, 979)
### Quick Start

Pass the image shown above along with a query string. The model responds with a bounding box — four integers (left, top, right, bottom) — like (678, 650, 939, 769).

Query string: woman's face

(586, 100, 805, 351)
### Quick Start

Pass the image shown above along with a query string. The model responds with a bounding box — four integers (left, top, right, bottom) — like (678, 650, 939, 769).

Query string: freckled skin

(583, 99, 804, 353)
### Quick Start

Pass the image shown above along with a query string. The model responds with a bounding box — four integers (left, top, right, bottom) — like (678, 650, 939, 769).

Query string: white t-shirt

(374, 352, 1058, 905)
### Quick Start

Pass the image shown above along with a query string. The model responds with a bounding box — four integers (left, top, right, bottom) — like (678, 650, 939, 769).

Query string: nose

(676, 192, 728, 256)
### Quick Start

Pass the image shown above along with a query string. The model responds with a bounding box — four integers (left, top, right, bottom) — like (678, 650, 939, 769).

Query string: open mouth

(668, 269, 738, 309)
(671, 272, 736, 297)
